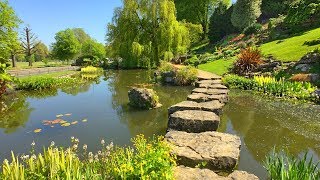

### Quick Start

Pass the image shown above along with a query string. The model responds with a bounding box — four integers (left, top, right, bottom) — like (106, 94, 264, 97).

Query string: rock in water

(168, 110, 220, 133)
(168, 101, 223, 115)
(165, 131, 241, 171)
(128, 87, 161, 109)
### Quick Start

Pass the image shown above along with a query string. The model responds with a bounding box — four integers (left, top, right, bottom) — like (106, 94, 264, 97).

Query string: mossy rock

(128, 88, 161, 110)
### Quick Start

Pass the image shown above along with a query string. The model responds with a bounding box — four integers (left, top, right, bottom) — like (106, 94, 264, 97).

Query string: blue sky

(9, 0, 122, 47)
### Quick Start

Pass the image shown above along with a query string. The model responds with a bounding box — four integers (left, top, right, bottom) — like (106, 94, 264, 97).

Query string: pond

(0, 70, 319, 179)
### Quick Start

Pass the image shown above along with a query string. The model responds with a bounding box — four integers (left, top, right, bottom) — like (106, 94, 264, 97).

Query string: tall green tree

(0, 0, 21, 64)
(34, 42, 49, 62)
(51, 29, 81, 61)
(107, 0, 191, 68)
(71, 28, 91, 45)
(174, 0, 231, 39)
(231, 0, 262, 30)
(209, 3, 236, 43)
(261, 0, 295, 19)
(82, 39, 106, 59)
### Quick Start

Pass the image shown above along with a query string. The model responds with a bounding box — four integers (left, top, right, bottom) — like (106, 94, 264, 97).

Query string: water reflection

(221, 90, 320, 178)
(0, 94, 33, 134)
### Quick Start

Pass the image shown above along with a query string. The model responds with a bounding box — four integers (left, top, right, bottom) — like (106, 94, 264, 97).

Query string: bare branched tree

(21, 26, 39, 66)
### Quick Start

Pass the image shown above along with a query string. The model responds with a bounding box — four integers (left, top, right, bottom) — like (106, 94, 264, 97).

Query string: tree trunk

(11, 54, 16, 68)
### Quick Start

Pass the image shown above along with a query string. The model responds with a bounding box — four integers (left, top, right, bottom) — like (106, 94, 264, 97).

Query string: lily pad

(56, 114, 64, 118)
(61, 123, 71, 127)
(71, 121, 78, 125)
(34, 129, 42, 133)
(64, 113, 72, 116)
(82, 119, 88, 122)
(59, 120, 67, 124)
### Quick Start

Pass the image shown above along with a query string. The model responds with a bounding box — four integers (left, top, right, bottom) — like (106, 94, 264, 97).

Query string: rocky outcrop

(174, 167, 260, 180)
(165, 131, 241, 171)
(168, 101, 223, 115)
(168, 110, 220, 133)
(128, 88, 161, 109)
(297, 52, 320, 64)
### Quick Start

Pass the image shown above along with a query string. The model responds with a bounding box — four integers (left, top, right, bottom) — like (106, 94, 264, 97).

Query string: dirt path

(8, 66, 80, 77)
(172, 64, 222, 80)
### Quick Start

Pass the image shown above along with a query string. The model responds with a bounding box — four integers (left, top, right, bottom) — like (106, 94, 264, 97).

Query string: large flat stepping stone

(196, 80, 222, 87)
(168, 110, 220, 133)
(174, 166, 225, 180)
(198, 83, 228, 90)
(197, 74, 222, 81)
(165, 131, 241, 171)
(168, 101, 223, 115)
(192, 88, 229, 95)
(174, 167, 259, 180)
(187, 93, 229, 103)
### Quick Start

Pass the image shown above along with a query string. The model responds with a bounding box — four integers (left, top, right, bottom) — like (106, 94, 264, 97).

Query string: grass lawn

(19, 71, 79, 79)
(260, 28, 320, 62)
(198, 58, 235, 76)
(8, 61, 70, 70)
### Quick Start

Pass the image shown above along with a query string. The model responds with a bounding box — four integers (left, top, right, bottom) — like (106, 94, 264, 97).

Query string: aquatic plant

(224, 75, 317, 100)
(0, 135, 176, 179)
(80, 66, 102, 74)
(15, 76, 79, 91)
(265, 150, 320, 180)
(175, 66, 198, 86)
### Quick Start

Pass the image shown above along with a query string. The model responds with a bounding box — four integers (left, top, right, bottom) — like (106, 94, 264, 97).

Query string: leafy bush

(233, 47, 263, 75)
(285, 0, 320, 31)
(268, 15, 286, 29)
(265, 150, 320, 180)
(158, 61, 174, 73)
(80, 66, 101, 74)
(184, 55, 199, 66)
(175, 66, 198, 85)
(0, 63, 13, 97)
(163, 51, 174, 62)
(224, 75, 317, 100)
(0, 135, 176, 179)
(243, 23, 263, 35)
(15, 77, 79, 91)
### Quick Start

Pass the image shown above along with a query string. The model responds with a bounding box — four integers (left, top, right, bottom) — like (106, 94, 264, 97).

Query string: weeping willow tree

(107, 0, 191, 68)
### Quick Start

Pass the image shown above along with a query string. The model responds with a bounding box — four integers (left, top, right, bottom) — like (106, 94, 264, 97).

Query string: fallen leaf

(65, 113, 72, 116)
(51, 126, 54, 128)
(34, 129, 42, 133)
(56, 114, 64, 118)
(82, 119, 88, 122)
(61, 123, 71, 127)
(59, 120, 67, 124)
(71, 121, 78, 125)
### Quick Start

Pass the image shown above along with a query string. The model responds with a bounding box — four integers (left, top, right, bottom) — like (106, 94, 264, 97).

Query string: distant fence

(8, 66, 81, 77)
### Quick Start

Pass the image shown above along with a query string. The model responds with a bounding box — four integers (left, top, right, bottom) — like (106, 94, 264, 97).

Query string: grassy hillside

(260, 28, 320, 62)
(198, 58, 235, 75)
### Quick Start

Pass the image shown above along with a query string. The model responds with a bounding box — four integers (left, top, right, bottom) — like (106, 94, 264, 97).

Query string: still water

(0, 70, 319, 179)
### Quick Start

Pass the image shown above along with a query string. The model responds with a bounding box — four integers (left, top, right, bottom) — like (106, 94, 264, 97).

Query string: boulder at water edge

(128, 87, 161, 109)
(165, 131, 241, 171)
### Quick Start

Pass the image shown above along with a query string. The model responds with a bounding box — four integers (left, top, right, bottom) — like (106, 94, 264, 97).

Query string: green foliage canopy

(107, 0, 191, 68)
(0, 0, 21, 63)
(231, 0, 262, 30)
(81, 39, 106, 59)
(51, 29, 81, 61)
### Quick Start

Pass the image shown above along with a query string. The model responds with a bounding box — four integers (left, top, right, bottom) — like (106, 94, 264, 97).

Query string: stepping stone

(168, 101, 223, 115)
(208, 94, 229, 103)
(197, 74, 222, 81)
(187, 93, 210, 103)
(228, 171, 259, 180)
(174, 166, 224, 180)
(165, 131, 241, 171)
(168, 110, 220, 133)
(174, 166, 260, 180)
(187, 93, 229, 104)
(192, 88, 229, 95)
(196, 80, 222, 87)
(208, 84, 228, 90)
